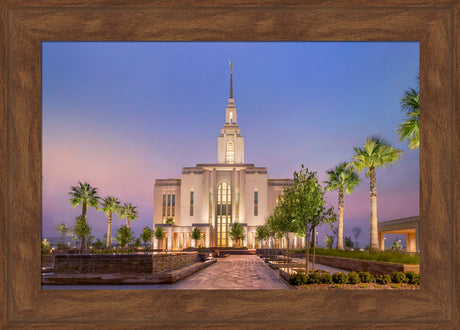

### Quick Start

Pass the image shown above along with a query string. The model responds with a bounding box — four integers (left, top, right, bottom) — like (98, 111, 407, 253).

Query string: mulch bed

(295, 283, 420, 290)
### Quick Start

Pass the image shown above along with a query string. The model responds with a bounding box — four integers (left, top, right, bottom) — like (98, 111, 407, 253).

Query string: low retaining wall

(292, 254, 419, 275)
(53, 253, 199, 274)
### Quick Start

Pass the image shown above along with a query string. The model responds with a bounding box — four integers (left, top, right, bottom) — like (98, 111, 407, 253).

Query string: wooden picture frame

(1, 0, 459, 327)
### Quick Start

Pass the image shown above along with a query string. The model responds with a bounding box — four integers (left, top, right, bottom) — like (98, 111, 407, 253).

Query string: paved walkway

(43, 255, 291, 290)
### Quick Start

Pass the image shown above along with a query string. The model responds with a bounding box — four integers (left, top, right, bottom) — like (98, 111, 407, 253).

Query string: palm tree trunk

(369, 168, 379, 251)
(126, 219, 130, 229)
(81, 202, 87, 253)
(337, 188, 344, 250)
(106, 213, 112, 248)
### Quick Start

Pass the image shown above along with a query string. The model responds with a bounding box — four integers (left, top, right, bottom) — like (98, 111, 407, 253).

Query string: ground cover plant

(292, 247, 419, 264)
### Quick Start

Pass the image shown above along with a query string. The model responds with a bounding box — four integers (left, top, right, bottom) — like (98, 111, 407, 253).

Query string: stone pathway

(43, 255, 291, 290)
(170, 255, 290, 289)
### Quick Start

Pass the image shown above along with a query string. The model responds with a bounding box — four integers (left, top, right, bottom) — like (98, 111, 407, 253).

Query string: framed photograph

(1, 1, 459, 327)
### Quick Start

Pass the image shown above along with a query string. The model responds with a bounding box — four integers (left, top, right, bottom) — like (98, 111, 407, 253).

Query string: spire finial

(228, 60, 233, 98)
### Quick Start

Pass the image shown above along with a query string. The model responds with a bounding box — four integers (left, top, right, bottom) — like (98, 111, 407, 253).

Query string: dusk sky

(42, 42, 419, 248)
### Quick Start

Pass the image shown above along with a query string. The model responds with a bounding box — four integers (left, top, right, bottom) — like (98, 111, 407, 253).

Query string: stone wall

(152, 254, 199, 273)
(303, 255, 419, 275)
(53, 253, 199, 274)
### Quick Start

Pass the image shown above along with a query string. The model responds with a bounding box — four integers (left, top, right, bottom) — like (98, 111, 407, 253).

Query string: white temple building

(153, 64, 294, 249)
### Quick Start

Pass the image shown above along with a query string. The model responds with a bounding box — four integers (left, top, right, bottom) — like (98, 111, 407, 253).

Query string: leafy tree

(141, 226, 153, 249)
(191, 227, 202, 248)
(391, 239, 403, 251)
(324, 234, 334, 249)
(73, 215, 92, 253)
(255, 224, 269, 253)
(344, 236, 354, 249)
(165, 218, 175, 225)
(350, 136, 404, 251)
(324, 162, 360, 250)
(229, 222, 246, 248)
(41, 239, 51, 252)
(92, 238, 104, 249)
(55, 222, 70, 245)
(352, 226, 362, 248)
(154, 227, 165, 249)
(118, 202, 138, 229)
(267, 210, 285, 259)
(99, 196, 121, 248)
(68, 181, 100, 253)
(134, 237, 141, 248)
(397, 76, 420, 150)
(289, 165, 336, 273)
(116, 225, 134, 248)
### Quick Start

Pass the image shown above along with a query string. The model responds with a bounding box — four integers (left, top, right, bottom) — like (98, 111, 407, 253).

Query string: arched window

(226, 141, 235, 164)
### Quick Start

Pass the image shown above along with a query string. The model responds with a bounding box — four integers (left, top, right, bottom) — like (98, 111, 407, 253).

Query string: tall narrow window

(172, 194, 175, 217)
(209, 193, 213, 224)
(235, 192, 239, 221)
(226, 141, 234, 164)
(190, 191, 194, 216)
(162, 194, 166, 220)
(167, 194, 171, 217)
(254, 191, 258, 216)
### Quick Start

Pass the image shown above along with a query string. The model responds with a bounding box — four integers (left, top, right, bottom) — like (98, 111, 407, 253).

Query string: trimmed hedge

(375, 274, 391, 285)
(289, 271, 419, 286)
(358, 272, 374, 283)
(348, 272, 361, 284)
(391, 271, 408, 284)
(332, 273, 348, 284)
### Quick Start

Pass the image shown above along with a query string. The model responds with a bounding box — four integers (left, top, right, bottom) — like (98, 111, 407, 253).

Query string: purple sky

(42, 42, 419, 248)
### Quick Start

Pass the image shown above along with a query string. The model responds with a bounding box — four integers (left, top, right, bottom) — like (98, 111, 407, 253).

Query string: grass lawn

(293, 248, 420, 264)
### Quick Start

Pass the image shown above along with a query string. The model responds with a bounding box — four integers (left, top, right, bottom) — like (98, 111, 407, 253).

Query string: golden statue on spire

(228, 60, 233, 74)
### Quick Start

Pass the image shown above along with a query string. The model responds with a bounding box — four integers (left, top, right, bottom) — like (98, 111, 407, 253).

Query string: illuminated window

(163, 194, 175, 222)
(217, 182, 232, 247)
(190, 191, 194, 216)
(226, 141, 234, 164)
(254, 191, 258, 216)
(230, 112, 233, 124)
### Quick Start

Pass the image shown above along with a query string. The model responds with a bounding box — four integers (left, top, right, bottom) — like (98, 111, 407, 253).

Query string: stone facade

(53, 253, 199, 274)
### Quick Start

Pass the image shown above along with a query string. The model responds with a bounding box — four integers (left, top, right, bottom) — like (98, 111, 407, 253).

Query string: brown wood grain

(1, 0, 459, 328)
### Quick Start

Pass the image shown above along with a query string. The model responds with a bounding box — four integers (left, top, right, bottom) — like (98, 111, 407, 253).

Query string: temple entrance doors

(216, 182, 232, 247)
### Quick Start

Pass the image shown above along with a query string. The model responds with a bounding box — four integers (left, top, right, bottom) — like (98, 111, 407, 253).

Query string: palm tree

(324, 162, 361, 250)
(99, 196, 121, 248)
(69, 181, 100, 253)
(349, 136, 404, 251)
(397, 79, 420, 150)
(119, 202, 138, 229)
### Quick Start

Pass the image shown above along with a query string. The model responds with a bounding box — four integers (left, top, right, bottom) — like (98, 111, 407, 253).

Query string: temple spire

(229, 60, 233, 98)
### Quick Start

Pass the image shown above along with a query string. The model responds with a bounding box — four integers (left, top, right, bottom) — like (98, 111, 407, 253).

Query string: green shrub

(405, 271, 420, 285)
(332, 272, 348, 284)
(321, 273, 333, 284)
(375, 274, 391, 285)
(391, 271, 407, 283)
(348, 271, 361, 284)
(306, 272, 322, 284)
(289, 273, 308, 286)
(358, 272, 374, 283)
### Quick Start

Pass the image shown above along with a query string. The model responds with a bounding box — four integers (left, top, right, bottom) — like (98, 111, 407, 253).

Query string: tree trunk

(305, 230, 310, 274)
(337, 188, 344, 250)
(369, 168, 379, 251)
(312, 227, 316, 271)
(106, 212, 112, 248)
